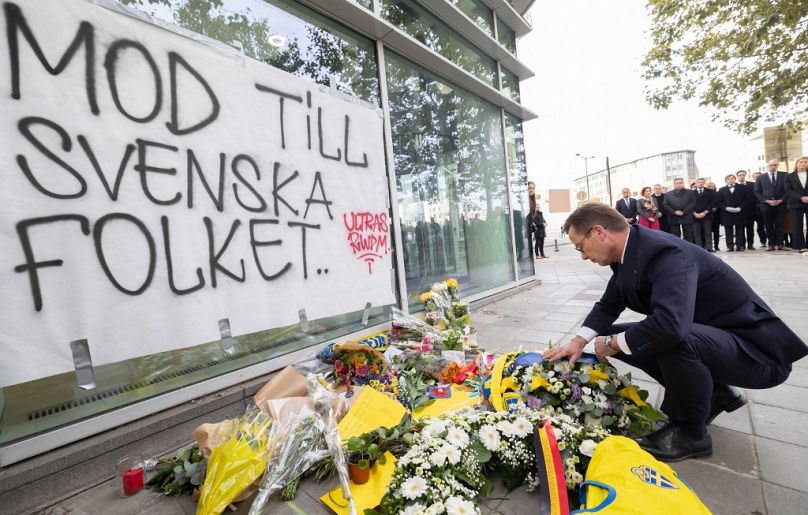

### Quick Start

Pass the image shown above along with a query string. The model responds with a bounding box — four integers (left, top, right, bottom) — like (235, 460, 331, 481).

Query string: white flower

(423, 420, 447, 438)
(510, 417, 532, 438)
(445, 496, 476, 515)
(581, 386, 592, 395)
(401, 476, 428, 500)
(402, 503, 426, 515)
(441, 443, 461, 465)
(446, 427, 469, 448)
(579, 439, 597, 457)
(496, 420, 516, 436)
(478, 424, 501, 451)
(425, 502, 445, 515)
(430, 448, 447, 467)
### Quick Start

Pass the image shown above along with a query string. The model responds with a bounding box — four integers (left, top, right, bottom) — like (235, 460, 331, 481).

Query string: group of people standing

(614, 157, 808, 254)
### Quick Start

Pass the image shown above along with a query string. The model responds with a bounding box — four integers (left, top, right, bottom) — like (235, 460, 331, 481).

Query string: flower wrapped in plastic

(249, 375, 356, 515)
(390, 307, 445, 351)
(196, 408, 274, 515)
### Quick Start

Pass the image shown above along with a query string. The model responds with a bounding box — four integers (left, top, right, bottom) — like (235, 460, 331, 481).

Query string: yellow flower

(586, 370, 610, 383)
(445, 278, 459, 289)
(618, 385, 648, 407)
(419, 291, 433, 304)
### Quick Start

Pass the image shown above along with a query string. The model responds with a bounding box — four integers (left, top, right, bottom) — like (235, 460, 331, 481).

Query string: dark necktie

(771, 173, 776, 184)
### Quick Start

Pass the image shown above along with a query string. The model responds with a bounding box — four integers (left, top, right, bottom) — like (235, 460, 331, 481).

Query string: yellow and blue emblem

(631, 465, 679, 490)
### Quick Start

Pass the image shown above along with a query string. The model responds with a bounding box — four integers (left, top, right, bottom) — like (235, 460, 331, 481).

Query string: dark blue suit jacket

(581, 225, 807, 366)
(718, 184, 747, 226)
(754, 172, 788, 206)
(615, 197, 638, 223)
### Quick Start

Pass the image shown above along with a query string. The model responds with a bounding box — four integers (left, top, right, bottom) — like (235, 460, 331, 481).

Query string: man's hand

(542, 335, 588, 364)
(765, 199, 776, 206)
(675, 210, 684, 216)
(594, 335, 620, 362)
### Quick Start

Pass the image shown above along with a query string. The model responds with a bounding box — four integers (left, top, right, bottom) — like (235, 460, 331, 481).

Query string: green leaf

(470, 440, 492, 463)
(367, 443, 380, 458)
(602, 416, 613, 427)
(347, 436, 364, 451)
(378, 453, 387, 465)
(358, 459, 369, 469)
(479, 474, 493, 497)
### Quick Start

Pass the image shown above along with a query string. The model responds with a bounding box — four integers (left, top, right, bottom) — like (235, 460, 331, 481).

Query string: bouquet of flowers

(419, 279, 470, 332)
(390, 308, 445, 351)
(375, 406, 610, 514)
(196, 408, 275, 515)
(501, 351, 663, 435)
(333, 346, 398, 395)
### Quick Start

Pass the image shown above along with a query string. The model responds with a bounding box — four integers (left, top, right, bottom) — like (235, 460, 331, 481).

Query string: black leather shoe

(635, 424, 712, 462)
(707, 384, 747, 424)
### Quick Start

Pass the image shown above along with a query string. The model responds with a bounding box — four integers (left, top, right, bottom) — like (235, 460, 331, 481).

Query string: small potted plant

(347, 450, 372, 485)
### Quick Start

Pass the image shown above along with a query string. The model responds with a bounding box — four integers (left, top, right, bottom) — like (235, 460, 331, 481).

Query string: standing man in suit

(718, 174, 747, 252)
(652, 183, 670, 233)
(616, 188, 638, 224)
(692, 178, 716, 252)
(663, 178, 696, 242)
(544, 203, 807, 462)
(785, 156, 808, 254)
(736, 170, 757, 249)
(750, 172, 768, 247)
(754, 159, 788, 250)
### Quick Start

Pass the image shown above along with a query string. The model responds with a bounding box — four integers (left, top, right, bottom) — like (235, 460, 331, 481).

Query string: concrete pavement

(47, 242, 808, 515)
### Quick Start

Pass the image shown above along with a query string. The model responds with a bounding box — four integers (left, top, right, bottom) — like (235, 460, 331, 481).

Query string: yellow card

(337, 387, 406, 441)
(321, 452, 397, 514)
(412, 385, 481, 420)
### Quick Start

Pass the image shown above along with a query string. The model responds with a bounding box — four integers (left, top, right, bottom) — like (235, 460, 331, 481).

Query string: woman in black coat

(528, 182, 548, 259)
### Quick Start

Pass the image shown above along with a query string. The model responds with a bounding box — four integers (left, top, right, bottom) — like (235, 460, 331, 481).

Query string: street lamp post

(576, 153, 595, 201)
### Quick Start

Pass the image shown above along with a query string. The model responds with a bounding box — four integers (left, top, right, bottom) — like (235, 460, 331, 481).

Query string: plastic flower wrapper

(249, 375, 356, 515)
(390, 307, 445, 350)
(196, 407, 274, 515)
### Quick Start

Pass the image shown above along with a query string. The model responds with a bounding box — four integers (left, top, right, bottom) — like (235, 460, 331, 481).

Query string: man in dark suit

(736, 170, 757, 249)
(785, 157, 808, 253)
(544, 203, 807, 462)
(750, 172, 768, 246)
(652, 183, 670, 233)
(615, 187, 638, 224)
(718, 174, 747, 252)
(663, 178, 696, 242)
(692, 178, 716, 252)
(754, 159, 788, 250)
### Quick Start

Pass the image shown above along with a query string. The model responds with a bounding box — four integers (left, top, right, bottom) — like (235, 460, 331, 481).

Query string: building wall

(573, 150, 699, 205)
(0, 0, 536, 464)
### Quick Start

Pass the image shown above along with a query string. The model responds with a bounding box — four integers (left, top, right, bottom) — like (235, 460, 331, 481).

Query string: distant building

(573, 150, 700, 205)
(744, 125, 805, 173)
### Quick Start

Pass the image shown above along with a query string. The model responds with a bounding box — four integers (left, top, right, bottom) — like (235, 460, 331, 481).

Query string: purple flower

(526, 395, 542, 409)
(571, 384, 582, 401)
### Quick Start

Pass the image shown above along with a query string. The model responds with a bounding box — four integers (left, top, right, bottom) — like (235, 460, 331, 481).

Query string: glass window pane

(496, 16, 517, 55)
(450, 0, 493, 37)
(379, 0, 497, 88)
(505, 114, 535, 279)
(385, 52, 514, 309)
(121, 0, 380, 104)
(357, 0, 373, 9)
(500, 67, 521, 103)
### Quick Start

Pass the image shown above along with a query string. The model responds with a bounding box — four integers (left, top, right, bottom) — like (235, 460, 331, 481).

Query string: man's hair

(697, 177, 705, 182)
(528, 181, 535, 186)
(563, 202, 628, 234)
(673, 177, 683, 182)
(736, 170, 747, 175)
(725, 173, 736, 180)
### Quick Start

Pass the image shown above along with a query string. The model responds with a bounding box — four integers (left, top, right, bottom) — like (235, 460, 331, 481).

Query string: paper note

(337, 387, 406, 441)
(321, 452, 397, 514)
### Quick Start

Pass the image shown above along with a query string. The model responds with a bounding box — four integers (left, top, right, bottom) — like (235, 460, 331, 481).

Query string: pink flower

(335, 359, 348, 374)
(355, 365, 370, 377)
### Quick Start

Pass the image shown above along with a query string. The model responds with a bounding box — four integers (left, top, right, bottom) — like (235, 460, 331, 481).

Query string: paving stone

(750, 403, 808, 447)
(713, 402, 754, 435)
(748, 383, 808, 414)
(784, 366, 808, 388)
(762, 481, 808, 515)
(496, 485, 542, 514)
(671, 458, 765, 515)
(541, 311, 585, 323)
(755, 437, 808, 493)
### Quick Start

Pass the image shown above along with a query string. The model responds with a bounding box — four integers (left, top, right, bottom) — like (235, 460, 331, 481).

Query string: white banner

(0, 0, 395, 387)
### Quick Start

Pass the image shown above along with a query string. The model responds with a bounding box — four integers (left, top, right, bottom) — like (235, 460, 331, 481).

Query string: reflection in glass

(379, 0, 497, 87)
(505, 114, 534, 279)
(500, 67, 521, 103)
(450, 0, 493, 36)
(121, 0, 380, 103)
(496, 16, 517, 55)
(386, 52, 514, 309)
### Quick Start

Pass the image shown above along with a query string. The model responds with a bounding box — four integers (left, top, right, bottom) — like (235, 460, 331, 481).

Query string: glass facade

(120, 0, 380, 104)
(505, 114, 534, 278)
(496, 16, 517, 55)
(500, 67, 521, 103)
(379, 0, 497, 87)
(386, 52, 515, 309)
(451, 0, 494, 37)
(0, 0, 532, 457)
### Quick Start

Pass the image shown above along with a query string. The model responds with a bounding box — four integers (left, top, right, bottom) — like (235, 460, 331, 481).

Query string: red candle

(122, 466, 144, 496)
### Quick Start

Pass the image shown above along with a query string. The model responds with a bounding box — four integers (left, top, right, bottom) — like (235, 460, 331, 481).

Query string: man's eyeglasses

(574, 227, 594, 253)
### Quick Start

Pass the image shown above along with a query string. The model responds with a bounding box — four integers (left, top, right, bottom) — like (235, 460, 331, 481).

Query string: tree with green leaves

(642, 0, 808, 134)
